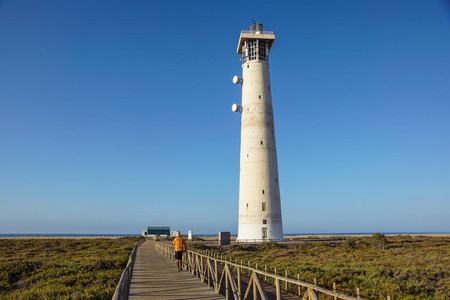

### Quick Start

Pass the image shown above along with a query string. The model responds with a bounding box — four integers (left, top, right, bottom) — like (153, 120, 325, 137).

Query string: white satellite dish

(232, 103, 241, 112)
(232, 76, 242, 84)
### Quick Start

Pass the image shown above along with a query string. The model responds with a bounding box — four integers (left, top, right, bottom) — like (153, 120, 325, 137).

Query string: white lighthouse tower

(232, 23, 284, 242)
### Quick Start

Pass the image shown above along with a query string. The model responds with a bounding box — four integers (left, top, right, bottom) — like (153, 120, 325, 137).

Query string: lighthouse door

(262, 227, 267, 239)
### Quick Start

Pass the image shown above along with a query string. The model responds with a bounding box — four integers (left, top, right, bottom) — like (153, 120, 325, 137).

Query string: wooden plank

(302, 291, 309, 300)
(252, 273, 269, 300)
(225, 264, 239, 300)
(217, 263, 226, 293)
(243, 276, 253, 300)
(308, 288, 319, 300)
(129, 240, 224, 299)
(209, 258, 218, 290)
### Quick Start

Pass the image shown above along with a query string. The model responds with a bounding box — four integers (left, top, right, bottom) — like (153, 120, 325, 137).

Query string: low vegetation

(0, 237, 141, 299)
(194, 235, 450, 299)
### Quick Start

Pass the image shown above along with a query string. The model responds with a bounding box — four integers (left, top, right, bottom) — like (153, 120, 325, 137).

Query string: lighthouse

(232, 23, 284, 242)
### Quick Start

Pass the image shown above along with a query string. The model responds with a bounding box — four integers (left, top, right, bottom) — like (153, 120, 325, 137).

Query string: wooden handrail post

(215, 260, 218, 287)
(298, 274, 301, 296)
(314, 277, 317, 285)
(265, 266, 267, 281)
(238, 266, 241, 300)
(191, 253, 195, 275)
(253, 275, 257, 300)
(333, 282, 337, 300)
(225, 265, 229, 300)
(275, 278, 281, 300)
(207, 259, 211, 287)
(200, 255, 204, 282)
(357, 287, 360, 298)
(274, 267, 277, 286)
(285, 270, 288, 290)
(387, 296, 391, 300)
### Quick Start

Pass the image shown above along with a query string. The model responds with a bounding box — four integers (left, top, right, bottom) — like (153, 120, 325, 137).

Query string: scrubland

(191, 235, 449, 299)
(0, 237, 141, 299)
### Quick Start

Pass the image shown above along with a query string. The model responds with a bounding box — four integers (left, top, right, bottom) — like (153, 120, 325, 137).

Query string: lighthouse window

(246, 203, 248, 208)
(247, 65, 249, 68)
(258, 40, 268, 61)
(259, 95, 261, 99)
(243, 40, 268, 63)
(247, 154, 249, 157)
(275, 178, 278, 183)
(242, 42, 249, 63)
(262, 202, 266, 211)
(262, 190, 264, 194)
(263, 219, 267, 224)
(260, 141, 263, 145)
(262, 227, 268, 238)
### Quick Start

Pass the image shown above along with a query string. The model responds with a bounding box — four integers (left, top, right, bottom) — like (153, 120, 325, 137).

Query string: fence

(185, 239, 282, 246)
(112, 237, 146, 300)
(187, 237, 345, 246)
(156, 241, 387, 300)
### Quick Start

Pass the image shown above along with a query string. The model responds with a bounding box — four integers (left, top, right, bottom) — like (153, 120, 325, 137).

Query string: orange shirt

(173, 237, 186, 251)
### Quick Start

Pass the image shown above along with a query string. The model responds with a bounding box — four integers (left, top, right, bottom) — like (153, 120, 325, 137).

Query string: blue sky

(1, 1, 449, 235)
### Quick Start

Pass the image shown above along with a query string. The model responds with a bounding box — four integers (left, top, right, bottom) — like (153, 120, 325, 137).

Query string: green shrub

(258, 241, 285, 251)
(188, 243, 207, 250)
(227, 245, 246, 252)
(344, 237, 357, 249)
(372, 232, 387, 249)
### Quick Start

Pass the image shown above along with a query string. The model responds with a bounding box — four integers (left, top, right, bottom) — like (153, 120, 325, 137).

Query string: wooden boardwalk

(129, 240, 225, 300)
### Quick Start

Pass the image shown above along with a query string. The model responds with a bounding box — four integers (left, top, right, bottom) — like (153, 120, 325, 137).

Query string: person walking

(173, 232, 186, 271)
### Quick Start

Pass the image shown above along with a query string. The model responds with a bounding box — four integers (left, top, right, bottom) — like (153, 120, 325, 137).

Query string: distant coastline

(0, 233, 138, 238)
(1, 232, 449, 238)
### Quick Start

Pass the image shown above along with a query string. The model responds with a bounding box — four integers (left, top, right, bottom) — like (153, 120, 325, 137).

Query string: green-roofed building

(146, 226, 170, 237)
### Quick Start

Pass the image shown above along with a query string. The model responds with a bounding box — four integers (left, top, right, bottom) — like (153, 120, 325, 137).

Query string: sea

(0, 233, 138, 238)
(0, 232, 448, 238)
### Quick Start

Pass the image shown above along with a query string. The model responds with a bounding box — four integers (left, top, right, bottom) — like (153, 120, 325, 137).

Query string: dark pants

(175, 251, 183, 260)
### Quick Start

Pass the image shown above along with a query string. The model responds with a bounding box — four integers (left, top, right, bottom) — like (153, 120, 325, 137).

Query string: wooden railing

(112, 237, 146, 300)
(186, 237, 345, 246)
(156, 241, 370, 300)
